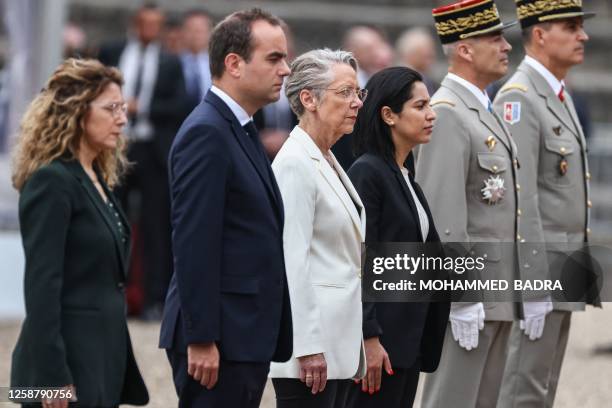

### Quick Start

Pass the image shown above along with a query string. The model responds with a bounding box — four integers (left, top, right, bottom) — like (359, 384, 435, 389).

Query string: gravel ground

(1, 307, 611, 407)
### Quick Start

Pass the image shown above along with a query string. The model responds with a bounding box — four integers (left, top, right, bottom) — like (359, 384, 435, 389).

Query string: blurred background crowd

(0, 1, 611, 406)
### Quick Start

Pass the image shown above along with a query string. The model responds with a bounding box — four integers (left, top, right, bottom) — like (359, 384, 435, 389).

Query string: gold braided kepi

(432, 0, 517, 44)
(515, 0, 595, 29)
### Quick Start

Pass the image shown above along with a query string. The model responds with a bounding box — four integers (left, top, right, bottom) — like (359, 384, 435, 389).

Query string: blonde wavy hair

(12, 58, 127, 191)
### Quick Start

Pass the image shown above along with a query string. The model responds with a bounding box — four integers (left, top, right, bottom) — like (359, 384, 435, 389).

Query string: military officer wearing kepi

(494, 1, 599, 407)
(415, 1, 522, 407)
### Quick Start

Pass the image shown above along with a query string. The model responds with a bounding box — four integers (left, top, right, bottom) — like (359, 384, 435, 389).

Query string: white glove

(520, 296, 553, 341)
(449, 302, 485, 351)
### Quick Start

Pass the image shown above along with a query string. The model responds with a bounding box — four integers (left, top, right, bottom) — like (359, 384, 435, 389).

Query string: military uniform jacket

(416, 75, 521, 321)
(494, 60, 598, 310)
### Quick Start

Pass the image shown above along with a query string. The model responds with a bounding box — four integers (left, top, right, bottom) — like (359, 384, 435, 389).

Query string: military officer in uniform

(494, 1, 599, 407)
(415, 1, 521, 407)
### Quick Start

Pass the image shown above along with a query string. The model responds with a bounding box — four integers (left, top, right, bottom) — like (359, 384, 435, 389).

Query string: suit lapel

(331, 153, 366, 242)
(563, 92, 587, 147)
(291, 127, 364, 241)
(521, 63, 580, 141)
(206, 92, 284, 221)
(385, 159, 423, 242)
(443, 77, 512, 154)
(63, 160, 128, 279)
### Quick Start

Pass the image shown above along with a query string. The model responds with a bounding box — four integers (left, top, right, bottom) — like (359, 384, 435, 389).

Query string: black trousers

(117, 141, 173, 310)
(345, 364, 420, 408)
(166, 350, 269, 408)
(272, 378, 352, 408)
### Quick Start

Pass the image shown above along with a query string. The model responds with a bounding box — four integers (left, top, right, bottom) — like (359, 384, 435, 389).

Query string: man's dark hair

(522, 22, 553, 46)
(353, 66, 423, 164)
(209, 8, 282, 79)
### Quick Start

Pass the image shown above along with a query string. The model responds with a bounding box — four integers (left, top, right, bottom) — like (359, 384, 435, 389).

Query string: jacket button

(586, 172, 591, 180)
(587, 200, 593, 208)
(117, 282, 125, 289)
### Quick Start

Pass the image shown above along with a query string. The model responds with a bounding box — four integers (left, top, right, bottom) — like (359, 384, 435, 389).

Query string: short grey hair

(285, 48, 358, 117)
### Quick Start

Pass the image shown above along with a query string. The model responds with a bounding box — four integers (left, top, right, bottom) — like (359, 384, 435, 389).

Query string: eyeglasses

(313, 87, 368, 102)
(92, 102, 128, 118)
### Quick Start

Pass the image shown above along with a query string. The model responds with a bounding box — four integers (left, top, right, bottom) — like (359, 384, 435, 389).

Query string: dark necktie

(243, 121, 270, 166)
(133, 46, 145, 99)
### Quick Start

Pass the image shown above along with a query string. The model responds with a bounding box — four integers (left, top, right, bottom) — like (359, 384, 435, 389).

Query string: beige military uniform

(416, 75, 521, 408)
(494, 58, 598, 408)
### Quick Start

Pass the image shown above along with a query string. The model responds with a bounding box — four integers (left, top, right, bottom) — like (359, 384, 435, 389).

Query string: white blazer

(270, 126, 366, 380)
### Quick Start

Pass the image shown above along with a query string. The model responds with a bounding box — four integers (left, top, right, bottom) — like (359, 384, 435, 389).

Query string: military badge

(559, 158, 568, 175)
(485, 136, 497, 151)
(503, 102, 521, 124)
(553, 125, 563, 136)
(481, 175, 506, 205)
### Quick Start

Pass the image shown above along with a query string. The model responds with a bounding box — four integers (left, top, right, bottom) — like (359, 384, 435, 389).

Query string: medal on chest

(481, 175, 506, 205)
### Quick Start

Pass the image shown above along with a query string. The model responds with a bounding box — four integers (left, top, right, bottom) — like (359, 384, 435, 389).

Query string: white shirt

(209, 85, 252, 126)
(524, 55, 565, 96)
(400, 168, 429, 242)
(447, 73, 491, 110)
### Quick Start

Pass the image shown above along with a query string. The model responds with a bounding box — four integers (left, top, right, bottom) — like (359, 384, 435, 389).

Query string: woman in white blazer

(269, 48, 368, 407)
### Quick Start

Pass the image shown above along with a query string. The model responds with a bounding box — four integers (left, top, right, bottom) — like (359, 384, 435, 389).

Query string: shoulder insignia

(500, 84, 528, 94)
(430, 99, 456, 108)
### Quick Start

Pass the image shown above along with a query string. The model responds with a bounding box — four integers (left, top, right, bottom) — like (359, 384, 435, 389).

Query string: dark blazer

(348, 153, 449, 372)
(97, 41, 189, 167)
(11, 159, 148, 406)
(159, 91, 293, 362)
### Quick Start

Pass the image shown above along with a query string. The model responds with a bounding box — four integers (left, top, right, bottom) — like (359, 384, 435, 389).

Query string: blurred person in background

(254, 22, 298, 159)
(10, 58, 148, 408)
(342, 25, 394, 87)
(396, 27, 439, 94)
(333, 25, 393, 171)
(0, 57, 8, 151)
(346, 66, 449, 408)
(63, 22, 90, 58)
(180, 8, 213, 110)
(98, 2, 188, 320)
(269, 48, 366, 408)
(162, 15, 184, 55)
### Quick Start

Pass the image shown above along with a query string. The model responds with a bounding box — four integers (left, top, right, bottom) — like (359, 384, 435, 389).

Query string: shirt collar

(446, 73, 491, 110)
(524, 55, 565, 96)
(210, 85, 252, 126)
(182, 51, 209, 60)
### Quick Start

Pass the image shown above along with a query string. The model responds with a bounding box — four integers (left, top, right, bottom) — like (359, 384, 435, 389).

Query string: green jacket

(11, 158, 148, 406)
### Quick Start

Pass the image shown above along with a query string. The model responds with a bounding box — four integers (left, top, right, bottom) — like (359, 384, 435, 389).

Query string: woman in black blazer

(10, 59, 148, 407)
(346, 66, 450, 407)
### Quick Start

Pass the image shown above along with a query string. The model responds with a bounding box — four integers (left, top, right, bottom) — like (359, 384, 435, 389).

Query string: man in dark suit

(97, 3, 188, 319)
(159, 8, 293, 407)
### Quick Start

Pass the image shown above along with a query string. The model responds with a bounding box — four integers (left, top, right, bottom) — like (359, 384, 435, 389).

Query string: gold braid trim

(501, 84, 528, 93)
(435, 4, 500, 36)
(431, 100, 456, 108)
(517, 0, 582, 20)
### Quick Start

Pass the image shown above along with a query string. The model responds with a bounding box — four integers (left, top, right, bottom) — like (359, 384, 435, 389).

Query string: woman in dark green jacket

(10, 59, 148, 407)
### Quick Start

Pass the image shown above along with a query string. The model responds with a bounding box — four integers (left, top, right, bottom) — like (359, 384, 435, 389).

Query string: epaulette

(500, 84, 528, 93)
(430, 99, 456, 108)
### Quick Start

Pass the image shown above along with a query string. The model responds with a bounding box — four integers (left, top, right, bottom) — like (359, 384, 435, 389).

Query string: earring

(388, 122, 395, 126)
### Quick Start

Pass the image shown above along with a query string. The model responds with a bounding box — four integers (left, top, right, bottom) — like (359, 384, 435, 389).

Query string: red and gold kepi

(515, 0, 595, 29)
(432, 0, 517, 44)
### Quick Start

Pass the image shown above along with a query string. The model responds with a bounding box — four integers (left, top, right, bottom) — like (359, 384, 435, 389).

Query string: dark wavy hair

(353, 66, 423, 164)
